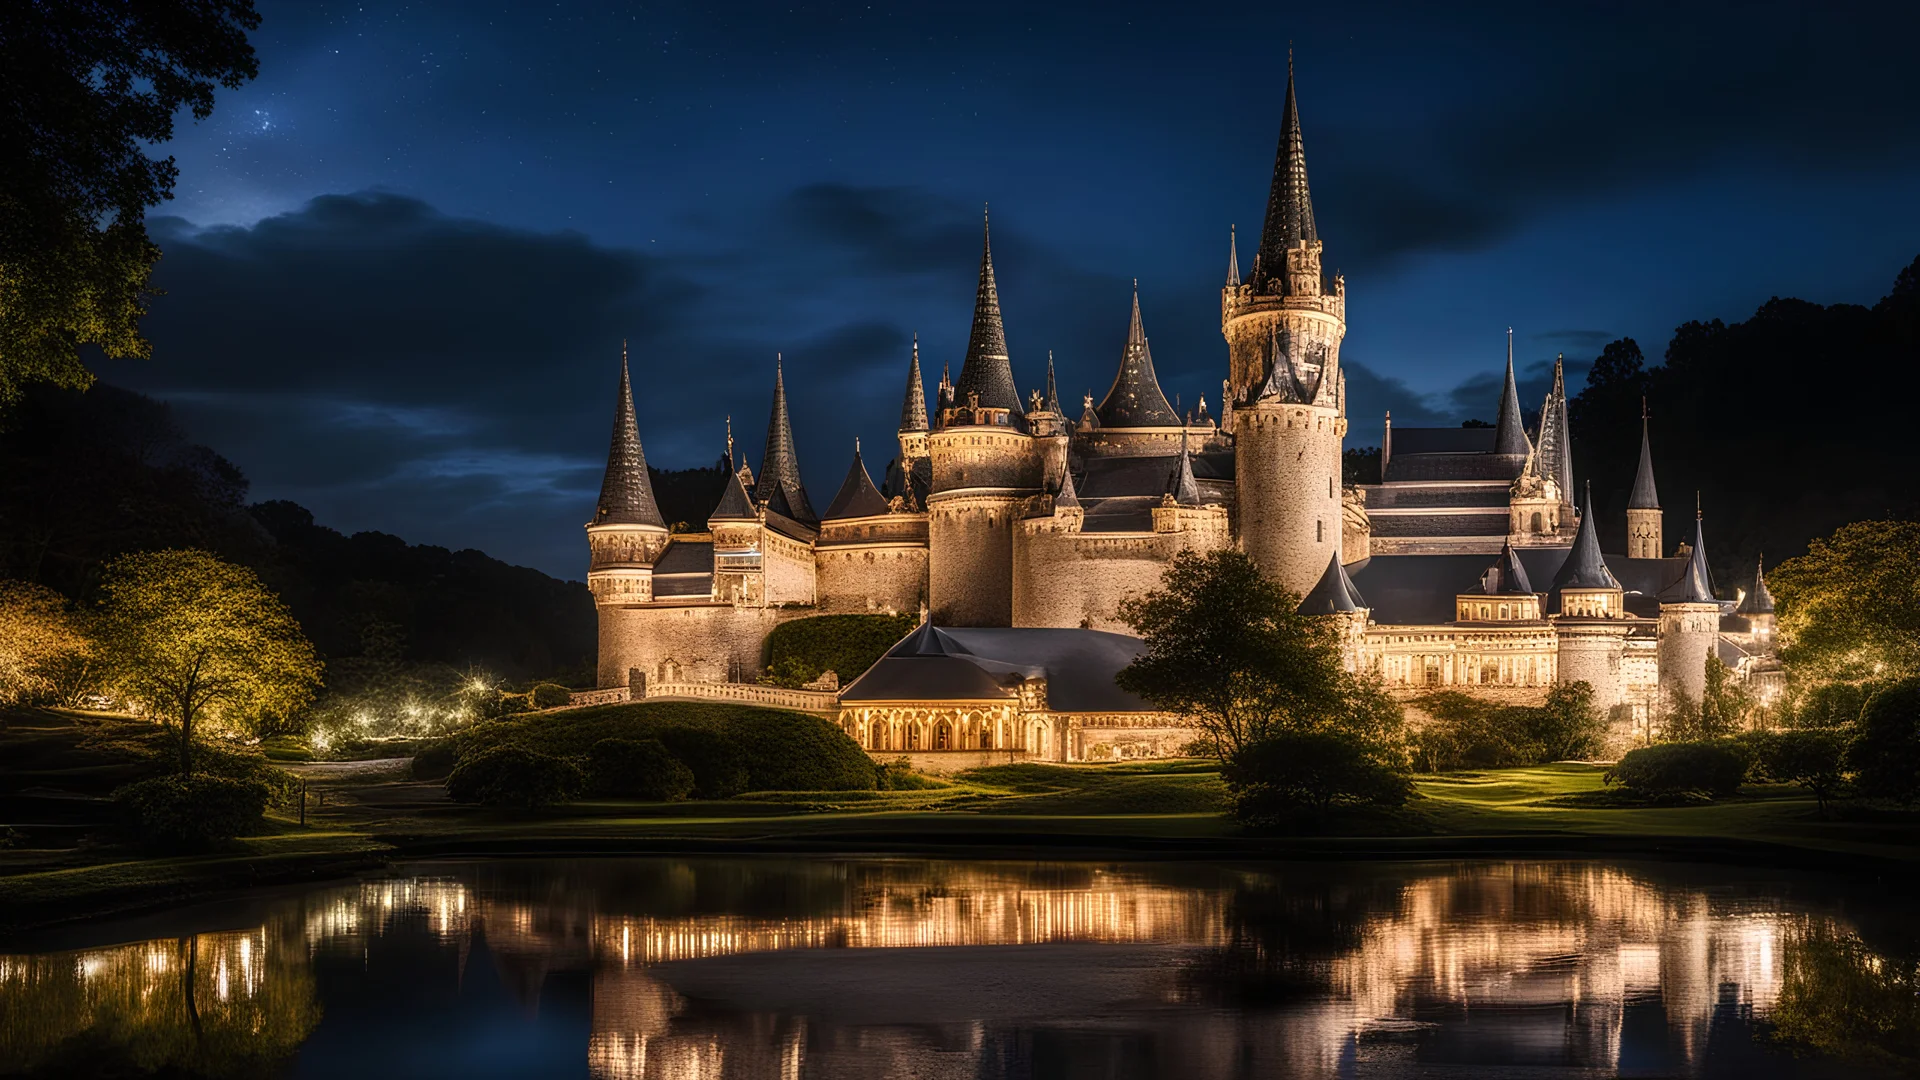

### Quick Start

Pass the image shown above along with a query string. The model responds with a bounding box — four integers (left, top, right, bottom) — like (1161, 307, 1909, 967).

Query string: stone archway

(935, 721, 952, 750)
(869, 721, 889, 750)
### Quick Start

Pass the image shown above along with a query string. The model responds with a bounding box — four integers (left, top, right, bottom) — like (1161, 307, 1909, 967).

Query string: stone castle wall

(1627, 508, 1663, 560)
(1656, 604, 1719, 706)
(928, 493, 1019, 625)
(1553, 621, 1629, 715)
(597, 602, 808, 688)
(816, 542, 927, 615)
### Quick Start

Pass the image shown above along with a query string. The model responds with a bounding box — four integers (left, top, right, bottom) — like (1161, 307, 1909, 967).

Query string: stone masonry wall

(816, 543, 927, 615)
(1234, 403, 1344, 597)
(597, 602, 809, 688)
(928, 493, 1018, 625)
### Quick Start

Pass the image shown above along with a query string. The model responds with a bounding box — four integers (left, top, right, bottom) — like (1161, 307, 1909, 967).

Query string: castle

(582, 64, 1776, 760)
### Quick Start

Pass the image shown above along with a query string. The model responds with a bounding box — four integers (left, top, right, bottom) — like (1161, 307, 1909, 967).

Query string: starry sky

(95, 0, 1920, 579)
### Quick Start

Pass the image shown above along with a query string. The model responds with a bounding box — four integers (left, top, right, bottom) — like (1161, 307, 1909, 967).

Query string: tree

(98, 549, 320, 771)
(1848, 677, 1920, 804)
(1761, 729, 1850, 816)
(1, 2, 259, 408)
(1771, 520, 1920, 682)
(0, 579, 92, 704)
(1117, 549, 1348, 760)
(1528, 681, 1606, 760)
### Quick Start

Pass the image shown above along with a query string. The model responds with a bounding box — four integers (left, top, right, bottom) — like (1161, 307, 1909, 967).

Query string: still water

(1, 857, 1913, 1078)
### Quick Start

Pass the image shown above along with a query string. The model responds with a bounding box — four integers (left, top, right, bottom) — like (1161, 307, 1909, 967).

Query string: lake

(1, 857, 1912, 1077)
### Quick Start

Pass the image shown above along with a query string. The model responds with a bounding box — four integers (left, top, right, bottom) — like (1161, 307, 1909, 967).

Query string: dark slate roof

(1298, 553, 1367, 614)
(1097, 287, 1181, 428)
(1081, 495, 1157, 533)
(1255, 324, 1307, 404)
(652, 541, 714, 598)
(1363, 484, 1511, 510)
(1735, 558, 1774, 615)
(951, 212, 1023, 417)
(1476, 542, 1535, 595)
(1382, 454, 1524, 483)
(881, 453, 930, 508)
(1628, 412, 1660, 510)
(1670, 515, 1716, 603)
(822, 444, 891, 521)
(1493, 341, 1531, 457)
(1551, 485, 1622, 593)
(1388, 427, 1498, 456)
(1255, 59, 1318, 295)
(1165, 442, 1202, 505)
(752, 360, 816, 525)
(1077, 453, 1230, 503)
(593, 348, 667, 528)
(708, 467, 758, 524)
(839, 625, 1153, 712)
(898, 337, 928, 433)
(1349, 548, 1690, 625)
(1368, 511, 1511, 538)
(1054, 465, 1081, 509)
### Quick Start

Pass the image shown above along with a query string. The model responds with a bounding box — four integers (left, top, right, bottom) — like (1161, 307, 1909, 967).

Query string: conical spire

(898, 335, 928, 433)
(1256, 54, 1319, 291)
(1256, 323, 1304, 403)
(1493, 328, 1530, 457)
(822, 440, 891, 521)
(952, 208, 1022, 417)
(752, 356, 816, 524)
(1053, 465, 1081, 510)
(1225, 224, 1241, 288)
(1298, 552, 1367, 615)
(1535, 354, 1574, 500)
(1478, 541, 1535, 596)
(1628, 399, 1660, 510)
(1736, 554, 1774, 615)
(593, 342, 667, 528)
(1165, 439, 1202, 505)
(1044, 351, 1060, 413)
(1097, 283, 1181, 427)
(708, 461, 758, 524)
(1672, 498, 1715, 603)
(1552, 483, 1621, 593)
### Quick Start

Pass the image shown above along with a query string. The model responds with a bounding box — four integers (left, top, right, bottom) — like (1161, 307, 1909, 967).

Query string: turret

(1457, 541, 1541, 622)
(1735, 554, 1775, 644)
(1493, 329, 1530, 458)
(1550, 483, 1623, 618)
(1550, 482, 1630, 717)
(586, 344, 672, 610)
(1626, 399, 1662, 558)
(1297, 552, 1369, 670)
(1098, 283, 1181, 428)
(752, 356, 816, 526)
(1225, 57, 1348, 595)
(1658, 501, 1722, 716)
(897, 335, 929, 462)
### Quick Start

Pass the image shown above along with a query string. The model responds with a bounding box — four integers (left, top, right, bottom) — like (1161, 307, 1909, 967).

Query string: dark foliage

(528, 683, 573, 709)
(1566, 256, 1920, 577)
(1223, 732, 1412, 827)
(649, 459, 732, 532)
(1341, 447, 1380, 487)
(651, 726, 751, 798)
(1605, 741, 1749, 800)
(874, 757, 943, 790)
(112, 773, 269, 850)
(1410, 682, 1604, 771)
(585, 737, 695, 800)
(1849, 677, 1920, 804)
(410, 739, 459, 780)
(445, 745, 582, 808)
(1755, 728, 1851, 815)
(764, 614, 917, 687)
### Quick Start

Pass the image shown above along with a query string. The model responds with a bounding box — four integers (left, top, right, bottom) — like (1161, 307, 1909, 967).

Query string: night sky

(95, 1, 1920, 579)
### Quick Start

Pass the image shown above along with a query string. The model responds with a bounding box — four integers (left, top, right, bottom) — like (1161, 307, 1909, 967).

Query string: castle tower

(1297, 552, 1370, 670)
(897, 335, 929, 464)
(927, 211, 1042, 626)
(752, 357, 816, 525)
(818, 440, 928, 615)
(1735, 553, 1775, 646)
(1626, 400, 1662, 558)
(1224, 59, 1348, 596)
(586, 344, 671, 612)
(1550, 483, 1630, 713)
(1657, 503, 1720, 711)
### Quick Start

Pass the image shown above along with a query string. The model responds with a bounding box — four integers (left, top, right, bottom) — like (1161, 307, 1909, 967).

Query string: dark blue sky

(98, 0, 1920, 578)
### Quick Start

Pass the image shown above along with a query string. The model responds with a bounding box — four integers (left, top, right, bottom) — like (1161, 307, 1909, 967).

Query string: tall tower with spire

(1657, 501, 1720, 713)
(1223, 57, 1348, 595)
(586, 345, 671, 677)
(926, 211, 1045, 625)
(1627, 401, 1662, 558)
(752, 357, 816, 526)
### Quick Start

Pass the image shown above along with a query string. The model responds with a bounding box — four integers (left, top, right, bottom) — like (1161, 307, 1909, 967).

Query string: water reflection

(0, 858, 1907, 1078)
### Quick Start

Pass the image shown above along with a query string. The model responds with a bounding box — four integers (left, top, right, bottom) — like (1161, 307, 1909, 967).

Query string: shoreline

(5, 824, 1914, 944)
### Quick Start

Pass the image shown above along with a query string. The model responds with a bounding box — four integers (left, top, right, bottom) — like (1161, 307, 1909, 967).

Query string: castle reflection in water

(0, 859, 1872, 1078)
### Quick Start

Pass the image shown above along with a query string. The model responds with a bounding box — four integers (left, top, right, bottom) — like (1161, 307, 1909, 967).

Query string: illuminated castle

(583, 63, 1775, 757)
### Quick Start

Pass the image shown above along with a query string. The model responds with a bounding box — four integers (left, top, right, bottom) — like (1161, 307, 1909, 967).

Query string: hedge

(586, 738, 696, 800)
(446, 746, 582, 808)
(1605, 741, 1749, 800)
(113, 774, 271, 850)
(764, 613, 916, 686)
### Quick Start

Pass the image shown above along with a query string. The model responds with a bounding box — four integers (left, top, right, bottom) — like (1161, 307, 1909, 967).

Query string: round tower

(586, 346, 671, 686)
(1657, 509, 1720, 711)
(1225, 61, 1347, 597)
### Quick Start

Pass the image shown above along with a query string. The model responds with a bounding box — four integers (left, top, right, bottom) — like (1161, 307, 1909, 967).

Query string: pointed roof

(898, 336, 928, 433)
(1097, 284, 1181, 427)
(1165, 440, 1202, 505)
(708, 465, 758, 524)
(952, 209, 1022, 417)
(1628, 401, 1660, 510)
(1736, 555, 1774, 615)
(1476, 542, 1535, 596)
(1552, 483, 1621, 594)
(1225, 225, 1241, 288)
(1044, 351, 1061, 413)
(1493, 329, 1530, 457)
(1671, 505, 1715, 604)
(1535, 355, 1574, 500)
(752, 358, 816, 524)
(1257, 324, 1305, 403)
(1298, 552, 1367, 615)
(822, 442, 891, 521)
(893, 618, 976, 657)
(593, 344, 667, 528)
(1256, 57, 1319, 292)
(1053, 465, 1081, 510)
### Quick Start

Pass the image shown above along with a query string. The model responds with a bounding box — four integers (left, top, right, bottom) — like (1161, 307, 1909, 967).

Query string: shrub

(764, 614, 916, 687)
(1605, 742, 1749, 800)
(446, 746, 582, 808)
(1410, 692, 1532, 771)
(1759, 728, 1851, 815)
(113, 774, 270, 850)
(653, 725, 751, 798)
(586, 738, 695, 800)
(875, 757, 943, 791)
(1849, 677, 1920, 803)
(1222, 732, 1412, 827)
(529, 683, 573, 710)
(1525, 681, 1607, 760)
(412, 739, 460, 780)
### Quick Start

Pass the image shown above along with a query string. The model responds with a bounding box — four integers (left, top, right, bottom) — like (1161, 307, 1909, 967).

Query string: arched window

(979, 726, 993, 750)
(935, 722, 952, 750)
(907, 724, 921, 750)
(870, 721, 888, 750)
(1530, 511, 1543, 533)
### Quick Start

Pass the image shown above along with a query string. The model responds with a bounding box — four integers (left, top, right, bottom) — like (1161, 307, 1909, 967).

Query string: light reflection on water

(0, 858, 1907, 1078)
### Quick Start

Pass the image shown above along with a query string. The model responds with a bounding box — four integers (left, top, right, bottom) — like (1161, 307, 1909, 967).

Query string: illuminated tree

(0, 579, 92, 704)
(98, 549, 320, 770)
(1770, 520, 1920, 682)
(0, 2, 259, 408)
